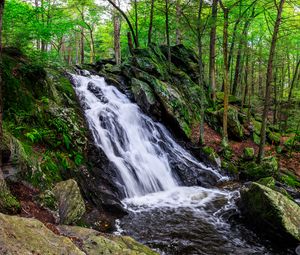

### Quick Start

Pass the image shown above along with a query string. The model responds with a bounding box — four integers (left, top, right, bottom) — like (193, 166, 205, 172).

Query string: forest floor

(191, 123, 300, 178)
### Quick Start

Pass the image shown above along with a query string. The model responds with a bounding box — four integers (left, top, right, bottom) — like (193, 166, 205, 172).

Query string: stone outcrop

(240, 182, 300, 244)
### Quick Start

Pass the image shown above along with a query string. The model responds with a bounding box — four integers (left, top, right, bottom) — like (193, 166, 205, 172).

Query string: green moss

(281, 174, 300, 188)
(243, 147, 255, 161)
(0, 185, 21, 214)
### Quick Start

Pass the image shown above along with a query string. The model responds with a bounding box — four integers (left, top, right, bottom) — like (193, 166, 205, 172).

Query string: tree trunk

(127, 31, 134, 55)
(258, 0, 285, 162)
(0, 0, 5, 190)
(113, 0, 121, 64)
(165, 0, 171, 65)
(107, 0, 139, 48)
(221, 3, 229, 143)
(80, 27, 84, 64)
(288, 59, 300, 101)
(89, 30, 95, 64)
(176, 0, 182, 45)
(148, 0, 155, 45)
(134, 0, 139, 47)
(197, 0, 205, 144)
(209, 0, 218, 102)
(232, 20, 250, 96)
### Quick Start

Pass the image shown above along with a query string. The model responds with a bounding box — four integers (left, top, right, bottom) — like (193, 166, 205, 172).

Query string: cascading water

(71, 73, 224, 198)
(71, 72, 293, 255)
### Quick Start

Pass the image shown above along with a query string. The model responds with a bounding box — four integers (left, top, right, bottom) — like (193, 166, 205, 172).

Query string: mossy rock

(243, 147, 255, 161)
(203, 146, 220, 166)
(0, 181, 20, 214)
(57, 225, 159, 255)
(53, 179, 86, 225)
(221, 160, 239, 175)
(267, 131, 281, 145)
(216, 92, 241, 105)
(240, 182, 300, 243)
(240, 156, 279, 181)
(218, 107, 244, 140)
(0, 213, 85, 254)
(131, 78, 158, 113)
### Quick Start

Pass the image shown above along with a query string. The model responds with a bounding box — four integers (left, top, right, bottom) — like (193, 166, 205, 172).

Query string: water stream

(71, 73, 293, 255)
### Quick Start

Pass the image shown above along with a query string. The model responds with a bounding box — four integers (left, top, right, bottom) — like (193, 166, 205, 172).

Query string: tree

(148, 0, 155, 45)
(113, 0, 121, 64)
(107, 0, 139, 48)
(0, 0, 5, 195)
(209, 0, 218, 102)
(258, 0, 286, 162)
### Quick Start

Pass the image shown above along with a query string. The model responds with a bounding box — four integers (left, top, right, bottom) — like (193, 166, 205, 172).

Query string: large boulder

(240, 182, 300, 244)
(0, 213, 84, 254)
(58, 225, 159, 255)
(53, 179, 86, 224)
(0, 213, 158, 255)
(121, 45, 207, 140)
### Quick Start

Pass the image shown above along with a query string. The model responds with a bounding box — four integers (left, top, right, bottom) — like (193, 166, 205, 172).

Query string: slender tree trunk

(107, 0, 139, 48)
(89, 30, 95, 64)
(127, 31, 134, 55)
(273, 68, 278, 125)
(258, 0, 285, 162)
(80, 27, 84, 64)
(176, 0, 182, 45)
(197, 0, 205, 144)
(113, 0, 121, 64)
(220, 3, 229, 143)
(165, 0, 171, 65)
(134, 0, 139, 47)
(148, 0, 155, 45)
(232, 20, 250, 96)
(0, 0, 5, 190)
(209, 0, 218, 102)
(288, 59, 300, 101)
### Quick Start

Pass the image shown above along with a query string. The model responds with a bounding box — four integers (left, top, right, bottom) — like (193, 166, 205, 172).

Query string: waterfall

(71, 73, 224, 198)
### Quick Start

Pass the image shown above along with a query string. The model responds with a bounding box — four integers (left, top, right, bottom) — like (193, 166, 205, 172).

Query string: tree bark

(288, 59, 300, 101)
(113, 0, 121, 64)
(197, 0, 205, 144)
(148, 0, 155, 45)
(258, 0, 285, 162)
(209, 0, 218, 102)
(107, 0, 139, 48)
(0, 0, 5, 190)
(220, 1, 229, 142)
(80, 26, 85, 64)
(165, 0, 171, 65)
(134, 0, 139, 47)
(176, 0, 182, 45)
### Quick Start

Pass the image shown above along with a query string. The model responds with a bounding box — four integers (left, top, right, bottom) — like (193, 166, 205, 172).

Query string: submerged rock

(53, 179, 86, 225)
(240, 182, 300, 244)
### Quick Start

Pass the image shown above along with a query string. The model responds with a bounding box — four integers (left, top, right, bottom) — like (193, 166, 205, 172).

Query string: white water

(72, 73, 224, 198)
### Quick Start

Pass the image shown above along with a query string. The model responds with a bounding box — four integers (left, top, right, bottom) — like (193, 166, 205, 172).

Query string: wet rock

(87, 81, 109, 104)
(240, 182, 300, 244)
(57, 225, 159, 255)
(53, 179, 86, 225)
(76, 142, 127, 217)
(131, 78, 161, 118)
(0, 213, 84, 254)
